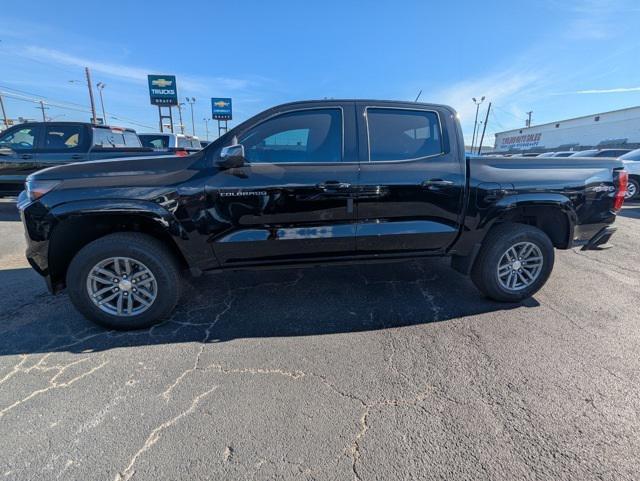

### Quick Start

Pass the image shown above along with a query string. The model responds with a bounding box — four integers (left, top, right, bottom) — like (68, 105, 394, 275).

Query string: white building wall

(494, 106, 640, 151)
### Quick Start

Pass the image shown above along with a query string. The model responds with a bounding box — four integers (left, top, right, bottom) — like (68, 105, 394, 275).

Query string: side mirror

(217, 144, 246, 169)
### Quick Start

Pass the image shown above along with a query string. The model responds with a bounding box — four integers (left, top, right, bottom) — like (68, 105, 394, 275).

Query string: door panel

(37, 124, 89, 167)
(355, 104, 465, 254)
(204, 103, 359, 266)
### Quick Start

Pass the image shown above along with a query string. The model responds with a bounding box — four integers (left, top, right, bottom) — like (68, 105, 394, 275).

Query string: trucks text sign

(211, 98, 232, 120)
(148, 75, 178, 106)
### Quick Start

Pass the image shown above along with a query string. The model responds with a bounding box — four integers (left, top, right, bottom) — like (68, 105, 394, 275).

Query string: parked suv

(18, 100, 628, 329)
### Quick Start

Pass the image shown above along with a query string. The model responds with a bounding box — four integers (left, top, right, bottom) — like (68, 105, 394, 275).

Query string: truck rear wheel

(471, 223, 554, 302)
(66, 233, 181, 330)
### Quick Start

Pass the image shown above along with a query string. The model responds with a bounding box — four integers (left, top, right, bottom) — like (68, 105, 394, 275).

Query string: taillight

(613, 170, 628, 211)
(175, 150, 188, 157)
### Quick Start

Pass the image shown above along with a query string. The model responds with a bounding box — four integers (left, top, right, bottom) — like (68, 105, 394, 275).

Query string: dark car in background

(0, 122, 167, 196)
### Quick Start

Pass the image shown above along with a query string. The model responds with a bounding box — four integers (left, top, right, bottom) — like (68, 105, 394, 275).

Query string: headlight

(25, 179, 60, 202)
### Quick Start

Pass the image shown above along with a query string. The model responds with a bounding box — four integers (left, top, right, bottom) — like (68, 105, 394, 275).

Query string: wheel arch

(47, 202, 190, 292)
(485, 195, 577, 249)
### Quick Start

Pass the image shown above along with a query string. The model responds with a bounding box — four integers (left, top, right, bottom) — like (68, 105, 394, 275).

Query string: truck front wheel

(471, 223, 554, 302)
(66, 233, 181, 330)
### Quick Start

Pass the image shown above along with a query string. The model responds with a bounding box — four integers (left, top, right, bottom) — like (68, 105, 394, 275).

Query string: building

(494, 106, 640, 153)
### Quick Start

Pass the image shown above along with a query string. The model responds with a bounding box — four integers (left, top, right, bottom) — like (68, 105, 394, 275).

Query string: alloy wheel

(497, 242, 544, 291)
(86, 257, 158, 316)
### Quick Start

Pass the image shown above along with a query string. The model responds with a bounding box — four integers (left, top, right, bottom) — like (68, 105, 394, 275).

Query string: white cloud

(575, 86, 640, 94)
(20, 46, 253, 94)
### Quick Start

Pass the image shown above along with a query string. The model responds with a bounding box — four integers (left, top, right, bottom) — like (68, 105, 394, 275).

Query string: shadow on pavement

(0, 258, 538, 357)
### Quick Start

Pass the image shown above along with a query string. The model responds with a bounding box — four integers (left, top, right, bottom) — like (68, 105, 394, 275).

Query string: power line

(0, 89, 154, 130)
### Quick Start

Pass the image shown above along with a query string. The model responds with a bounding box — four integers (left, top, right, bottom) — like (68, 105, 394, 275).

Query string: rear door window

(140, 135, 170, 150)
(43, 125, 84, 151)
(366, 108, 443, 161)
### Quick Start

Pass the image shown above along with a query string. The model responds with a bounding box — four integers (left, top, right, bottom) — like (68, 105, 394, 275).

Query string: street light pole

(470, 96, 485, 153)
(203, 118, 209, 140)
(186, 97, 196, 136)
(96, 82, 107, 124)
(177, 103, 185, 134)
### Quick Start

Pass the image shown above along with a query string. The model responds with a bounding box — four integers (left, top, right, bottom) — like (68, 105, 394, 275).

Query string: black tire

(66, 233, 181, 330)
(471, 223, 554, 302)
(626, 177, 639, 200)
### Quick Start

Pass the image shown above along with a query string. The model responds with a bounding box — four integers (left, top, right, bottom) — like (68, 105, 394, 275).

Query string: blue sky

(1, 0, 639, 144)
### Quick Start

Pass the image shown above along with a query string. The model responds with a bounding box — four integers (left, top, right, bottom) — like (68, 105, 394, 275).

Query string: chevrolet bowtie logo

(151, 78, 173, 88)
(213, 100, 229, 108)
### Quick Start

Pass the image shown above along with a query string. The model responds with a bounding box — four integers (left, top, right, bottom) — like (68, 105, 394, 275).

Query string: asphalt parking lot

(0, 198, 639, 481)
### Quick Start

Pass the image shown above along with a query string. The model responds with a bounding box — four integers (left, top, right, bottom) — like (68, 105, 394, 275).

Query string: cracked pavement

(1, 199, 639, 480)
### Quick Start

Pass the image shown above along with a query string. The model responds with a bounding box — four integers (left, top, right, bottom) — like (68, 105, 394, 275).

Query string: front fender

(49, 198, 178, 233)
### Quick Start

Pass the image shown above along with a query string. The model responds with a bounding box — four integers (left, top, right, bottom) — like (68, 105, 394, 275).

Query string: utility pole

(477, 102, 492, 155)
(85, 67, 97, 124)
(96, 82, 107, 124)
(203, 118, 210, 140)
(186, 97, 196, 136)
(471, 96, 485, 152)
(177, 103, 185, 134)
(526, 111, 533, 128)
(38, 100, 47, 121)
(0, 94, 8, 129)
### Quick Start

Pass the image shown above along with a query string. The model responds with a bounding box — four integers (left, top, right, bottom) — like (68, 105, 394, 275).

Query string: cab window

(239, 109, 342, 163)
(366, 108, 443, 161)
(44, 125, 84, 150)
(0, 127, 38, 151)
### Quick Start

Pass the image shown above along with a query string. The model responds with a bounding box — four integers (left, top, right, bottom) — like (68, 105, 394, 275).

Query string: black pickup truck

(17, 100, 628, 329)
(0, 122, 168, 196)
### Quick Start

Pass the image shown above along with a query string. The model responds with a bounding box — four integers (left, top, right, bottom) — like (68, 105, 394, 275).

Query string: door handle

(21, 154, 33, 160)
(71, 154, 83, 160)
(422, 179, 454, 187)
(317, 181, 351, 190)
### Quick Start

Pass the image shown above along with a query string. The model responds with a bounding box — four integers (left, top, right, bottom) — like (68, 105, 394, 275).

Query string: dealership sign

(148, 75, 178, 106)
(211, 98, 232, 120)
(499, 132, 542, 150)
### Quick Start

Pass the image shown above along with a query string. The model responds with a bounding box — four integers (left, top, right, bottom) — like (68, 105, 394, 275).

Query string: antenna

(414, 90, 423, 102)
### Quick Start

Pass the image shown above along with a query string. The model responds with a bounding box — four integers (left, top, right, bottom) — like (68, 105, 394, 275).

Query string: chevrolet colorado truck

(17, 100, 628, 329)
(0, 122, 168, 196)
